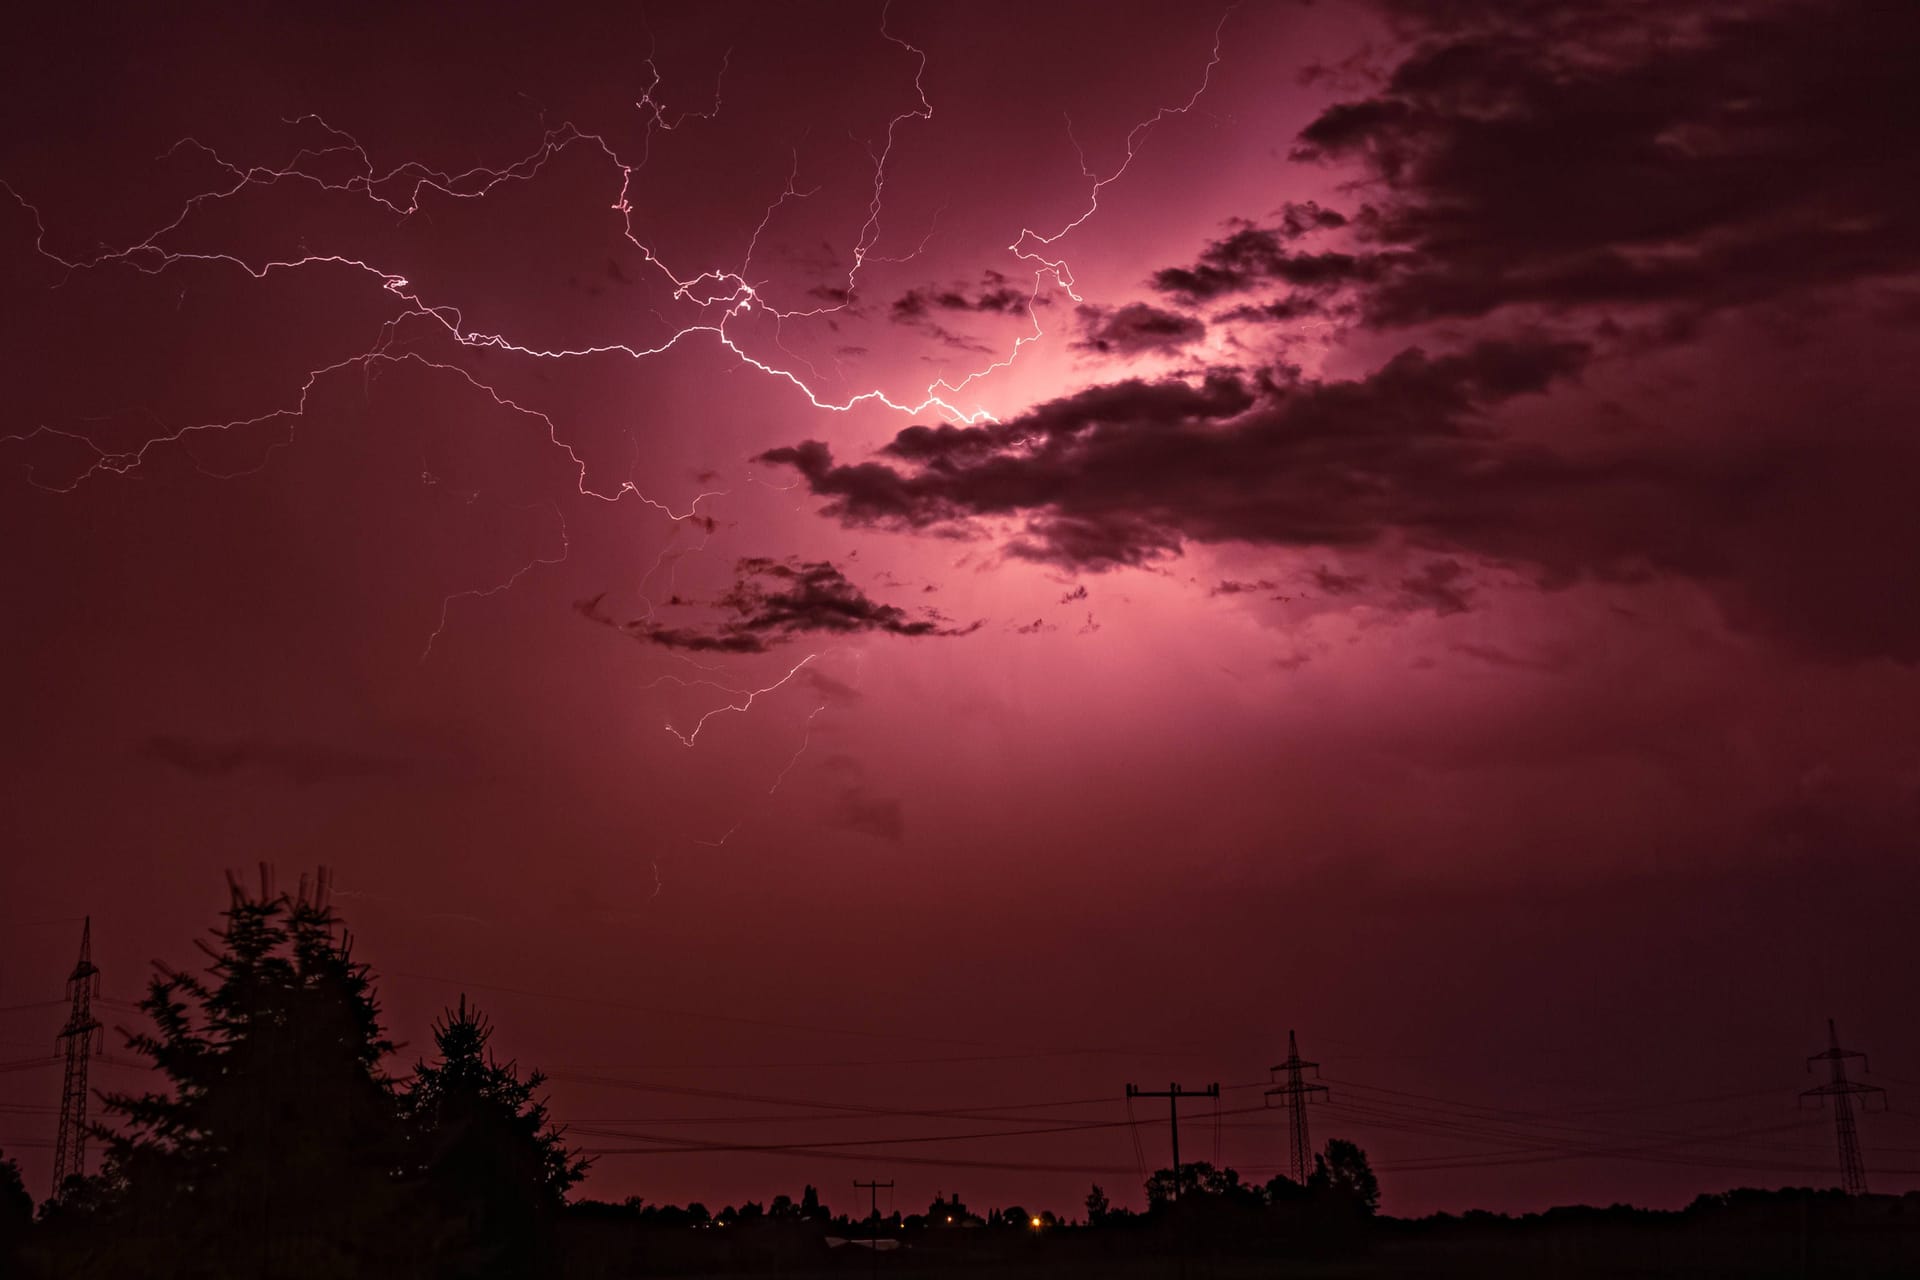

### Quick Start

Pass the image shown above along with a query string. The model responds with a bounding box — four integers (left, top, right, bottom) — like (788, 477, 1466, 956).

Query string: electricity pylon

(1801, 1018, 1886, 1195)
(1265, 1029, 1326, 1184)
(51, 917, 101, 1196)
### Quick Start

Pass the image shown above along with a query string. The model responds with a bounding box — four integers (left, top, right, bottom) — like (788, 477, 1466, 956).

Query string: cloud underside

(1162, 3, 1920, 329)
(758, 1, 1920, 663)
(578, 558, 978, 653)
(142, 736, 400, 784)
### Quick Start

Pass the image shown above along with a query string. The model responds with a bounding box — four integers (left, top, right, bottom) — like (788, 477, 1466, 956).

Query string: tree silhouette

(92, 873, 415, 1278)
(404, 996, 588, 1277)
(1145, 1160, 1263, 1211)
(0, 1149, 29, 1268)
(1309, 1138, 1380, 1216)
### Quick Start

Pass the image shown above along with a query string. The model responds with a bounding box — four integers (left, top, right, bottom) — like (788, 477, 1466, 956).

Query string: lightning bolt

(421, 503, 571, 662)
(2, 6, 1237, 781)
(649, 654, 818, 749)
(1007, 7, 1236, 302)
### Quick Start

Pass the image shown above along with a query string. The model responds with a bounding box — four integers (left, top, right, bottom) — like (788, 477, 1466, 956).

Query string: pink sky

(4, 0, 1919, 1218)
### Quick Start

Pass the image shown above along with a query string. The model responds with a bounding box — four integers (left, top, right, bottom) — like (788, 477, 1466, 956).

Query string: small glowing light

(1030, 1216, 1042, 1228)
(946, 1216, 953, 1223)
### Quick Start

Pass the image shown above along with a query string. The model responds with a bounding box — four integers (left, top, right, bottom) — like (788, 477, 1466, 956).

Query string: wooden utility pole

(1124, 1082, 1219, 1201)
(854, 1178, 893, 1280)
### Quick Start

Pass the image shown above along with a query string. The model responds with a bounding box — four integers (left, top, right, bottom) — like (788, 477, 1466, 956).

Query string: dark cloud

(1311, 566, 1368, 596)
(759, 339, 1590, 570)
(757, 2, 1920, 665)
(1448, 641, 1565, 673)
(787, 372, 1254, 474)
(1284, 1, 1920, 329)
(827, 787, 905, 843)
(1209, 578, 1280, 597)
(1151, 204, 1373, 303)
(1154, 238, 1389, 304)
(575, 559, 980, 653)
(1214, 295, 1332, 325)
(1395, 559, 1475, 616)
(802, 668, 864, 701)
(141, 736, 401, 785)
(1072, 302, 1206, 357)
(891, 270, 1031, 322)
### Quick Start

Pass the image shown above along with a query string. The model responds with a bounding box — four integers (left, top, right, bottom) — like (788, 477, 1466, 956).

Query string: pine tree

(404, 996, 587, 1277)
(95, 872, 413, 1278)
(0, 1149, 30, 1267)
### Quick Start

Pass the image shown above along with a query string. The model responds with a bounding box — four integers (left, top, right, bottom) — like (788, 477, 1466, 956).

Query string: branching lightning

(1, 5, 1236, 865)
(648, 654, 819, 749)
(421, 503, 572, 662)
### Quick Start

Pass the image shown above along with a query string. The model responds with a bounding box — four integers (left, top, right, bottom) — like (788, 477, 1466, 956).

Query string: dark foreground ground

(560, 1193, 1920, 1278)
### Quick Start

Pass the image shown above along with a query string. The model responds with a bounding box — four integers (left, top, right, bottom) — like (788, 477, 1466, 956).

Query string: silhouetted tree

(1309, 1138, 1380, 1216)
(0, 1149, 29, 1269)
(1145, 1161, 1262, 1211)
(801, 1182, 824, 1220)
(405, 996, 587, 1277)
(1264, 1172, 1310, 1206)
(1085, 1182, 1111, 1224)
(92, 875, 414, 1278)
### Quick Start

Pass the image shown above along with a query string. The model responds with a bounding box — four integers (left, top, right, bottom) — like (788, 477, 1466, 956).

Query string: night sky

(5, 0, 1920, 1219)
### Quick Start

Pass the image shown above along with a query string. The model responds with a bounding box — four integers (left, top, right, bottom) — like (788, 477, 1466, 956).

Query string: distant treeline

(3, 878, 1918, 1278)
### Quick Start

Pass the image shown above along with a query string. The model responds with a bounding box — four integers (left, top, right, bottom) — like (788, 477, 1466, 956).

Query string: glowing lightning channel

(1, 10, 1239, 740)
(768, 703, 829, 795)
(652, 653, 818, 748)
(421, 504, 571, 662)
(1007, 6, 1236, 302)
(4, 7, 1237, 494)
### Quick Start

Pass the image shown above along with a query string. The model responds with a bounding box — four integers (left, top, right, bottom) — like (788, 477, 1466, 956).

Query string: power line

(391, 969, 1174, 1058)
(569, 1102, 1271, 1156)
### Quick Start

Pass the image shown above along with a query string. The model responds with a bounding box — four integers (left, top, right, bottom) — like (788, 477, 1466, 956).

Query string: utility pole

(1801, 1018, 1886, 1195)
(1265, 1029, 1327, 1184)
(51, 917, 101, 1197)
(1125, 1082, 1219, 1201)
(854, 1178, 892, 1280)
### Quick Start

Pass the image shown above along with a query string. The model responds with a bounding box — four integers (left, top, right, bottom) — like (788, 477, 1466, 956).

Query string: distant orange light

(1030, 1216, 1042, 1228)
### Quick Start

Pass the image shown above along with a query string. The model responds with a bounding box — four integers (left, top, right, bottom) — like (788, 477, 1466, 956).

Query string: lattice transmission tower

(1265, 1029, 1327, 1183)
(1801, 1017, 1887, 1196)
(51, 917, 101, 1195)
